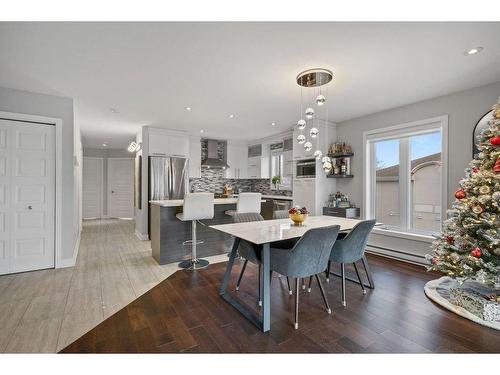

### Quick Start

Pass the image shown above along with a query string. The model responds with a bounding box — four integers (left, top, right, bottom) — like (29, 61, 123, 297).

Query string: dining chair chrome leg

(340, 263, 346, 307)
(352, 262, 366, 294)
(301, 278, 306, 290)
(258, 263, 262, 307)
(307, 276, 313, 292)
(325, 260, 331, 282)
(294, 278, 300, 329)
(286, 277, 292, 295)
(235, 259, 248, 291)
(361, 255, 375, 289)
(315, 274, 332, 314)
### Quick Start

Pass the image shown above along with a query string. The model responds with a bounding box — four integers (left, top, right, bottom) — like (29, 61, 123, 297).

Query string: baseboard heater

(366, 243, 427, 267)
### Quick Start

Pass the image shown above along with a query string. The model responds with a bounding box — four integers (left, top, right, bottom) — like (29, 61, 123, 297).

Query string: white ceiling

(1, 22, 500, 149)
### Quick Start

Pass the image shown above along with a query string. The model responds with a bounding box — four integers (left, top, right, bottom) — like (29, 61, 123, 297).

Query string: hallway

(0, 219, 227, 352)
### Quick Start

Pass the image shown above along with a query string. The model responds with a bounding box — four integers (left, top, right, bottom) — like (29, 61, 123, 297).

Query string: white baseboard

(135, 230, 149, 241)
(57, 231, 81, 268)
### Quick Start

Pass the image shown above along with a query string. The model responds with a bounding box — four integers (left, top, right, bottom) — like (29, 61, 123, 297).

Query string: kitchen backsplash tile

(189, 168, 292, 196)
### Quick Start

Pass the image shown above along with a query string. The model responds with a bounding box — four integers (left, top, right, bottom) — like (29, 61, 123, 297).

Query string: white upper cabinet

(189, 136, 201, 178)
(247, 144, 270, 179)
(226, 141, 248, 179)
(148, 128, 189, 157)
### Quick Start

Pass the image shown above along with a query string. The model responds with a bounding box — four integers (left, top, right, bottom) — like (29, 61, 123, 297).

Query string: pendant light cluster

(295, 68, 333, 161)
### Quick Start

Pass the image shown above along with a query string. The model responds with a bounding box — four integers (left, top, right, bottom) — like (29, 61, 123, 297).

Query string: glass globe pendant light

(316, 94, 326, 106)
(309, 127, 319, 138)
(297, 119, 306, 130)
(297, 134, 306, 144)
(305, 107, 315, 120)
(304, 141, 312, 152)
(313, 150, 322, 160)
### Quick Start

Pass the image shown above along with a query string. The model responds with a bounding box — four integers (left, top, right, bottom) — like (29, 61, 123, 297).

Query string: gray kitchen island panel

(150, 203, 236, 265)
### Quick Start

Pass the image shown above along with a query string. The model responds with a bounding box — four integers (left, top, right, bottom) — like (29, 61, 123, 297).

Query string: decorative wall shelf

(327, 174, 354, 178)
(327, 152, 354, 158)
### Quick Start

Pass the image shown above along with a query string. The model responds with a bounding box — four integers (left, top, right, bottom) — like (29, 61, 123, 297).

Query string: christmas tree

(427, 98, 500, 287)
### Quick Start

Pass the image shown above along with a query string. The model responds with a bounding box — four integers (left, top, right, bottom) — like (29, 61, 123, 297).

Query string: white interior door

(108, 158, 134, 219)
(82, 157, 103, 219)
(0, 119, 55, 274)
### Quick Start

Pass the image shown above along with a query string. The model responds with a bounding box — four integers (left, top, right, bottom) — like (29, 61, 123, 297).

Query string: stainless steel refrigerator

(149, 156, 188, 201)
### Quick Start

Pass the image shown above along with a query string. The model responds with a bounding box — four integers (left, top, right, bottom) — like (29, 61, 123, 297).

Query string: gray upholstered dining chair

(322, 219, 376, 307)
(270, 225, 341, 329)
(233, 212, 293, 304)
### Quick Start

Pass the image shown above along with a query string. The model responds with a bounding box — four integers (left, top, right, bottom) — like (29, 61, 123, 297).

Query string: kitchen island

(149, 198, 241, 265)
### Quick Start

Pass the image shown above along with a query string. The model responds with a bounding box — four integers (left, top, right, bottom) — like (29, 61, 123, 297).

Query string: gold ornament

(472, 204, 484, 214)
(479, 185, 491, 194)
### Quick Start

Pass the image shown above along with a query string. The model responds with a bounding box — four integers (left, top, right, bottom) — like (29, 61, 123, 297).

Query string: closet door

(0, 119, 56, 274)
(82, 157, 103, 219)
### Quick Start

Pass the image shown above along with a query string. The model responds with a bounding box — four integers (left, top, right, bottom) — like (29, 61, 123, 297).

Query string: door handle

(27, 205, 33, 210)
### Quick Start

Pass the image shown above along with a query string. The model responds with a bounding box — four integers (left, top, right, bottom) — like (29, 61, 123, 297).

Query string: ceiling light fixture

(185, 106, 192, 111)
(271, 122, 276, 126)
(295, 68, 333, 163)
(102, 143, 108, 147)
(109, 108, 118, 113)
(465, 47, 483, 56)
(200, 129, 204, 133)
(228, 114, 234, 119)
(127, 141, 142, 153)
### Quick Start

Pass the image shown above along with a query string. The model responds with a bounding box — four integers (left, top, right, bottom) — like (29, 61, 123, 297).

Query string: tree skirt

(424, 276, 500, 331)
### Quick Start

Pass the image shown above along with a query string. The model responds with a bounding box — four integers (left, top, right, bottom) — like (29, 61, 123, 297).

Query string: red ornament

(455, 189, 466, 200)
(445, 235, 455, 245)
(472, 167, 478, 174)
(495, 159, 500, 174)
(432, 258, 440, 265)
(471, 248, 482, 258)
(490, 136, 500, 146)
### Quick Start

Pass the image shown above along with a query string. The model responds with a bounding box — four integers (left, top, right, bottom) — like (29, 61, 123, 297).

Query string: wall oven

(296, 159, 316, 178)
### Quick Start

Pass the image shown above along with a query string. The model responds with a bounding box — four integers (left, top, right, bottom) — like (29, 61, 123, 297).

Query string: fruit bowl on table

(288, 206, 309, 226)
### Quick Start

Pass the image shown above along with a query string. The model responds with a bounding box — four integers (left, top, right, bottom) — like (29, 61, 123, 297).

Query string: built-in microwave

(296, 159, 316, 178)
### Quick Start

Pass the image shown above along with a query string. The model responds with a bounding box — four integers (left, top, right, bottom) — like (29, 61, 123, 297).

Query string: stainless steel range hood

(201, 139, 230, 169)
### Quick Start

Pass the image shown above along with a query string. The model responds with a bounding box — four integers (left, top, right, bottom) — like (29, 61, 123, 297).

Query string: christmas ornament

(472, 167, 478, 174)
(494, 159, 500, 174)
(490, 136, 500, 146)
(479, 185, 491, 194)
(450, 253, 460, 262)
(472, 204, 484, 214)
(445, 235, 455, 245)
(471, 248, 482, 258)
(455, 189, 466, 200)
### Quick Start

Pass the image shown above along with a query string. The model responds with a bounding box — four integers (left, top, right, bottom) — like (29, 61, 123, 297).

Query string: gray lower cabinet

(323, 207, 360, 219)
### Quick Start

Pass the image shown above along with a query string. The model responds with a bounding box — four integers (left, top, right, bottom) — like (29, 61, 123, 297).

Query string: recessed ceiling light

(271, 122, 276, 126)
(109, 108, 118, 113)
(228, 114, 234, 119)
(185, 106, 192, 111)
(465, 47, 483, 56)
(200, 129, 204, 133)
(102, 143, 108, 147)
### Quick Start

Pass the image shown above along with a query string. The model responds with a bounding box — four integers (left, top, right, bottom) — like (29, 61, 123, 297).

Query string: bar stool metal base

(178, 258, 209, 270)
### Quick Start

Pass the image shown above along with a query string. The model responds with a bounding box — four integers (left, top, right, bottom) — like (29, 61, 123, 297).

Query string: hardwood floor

(61, 254, 500, 353)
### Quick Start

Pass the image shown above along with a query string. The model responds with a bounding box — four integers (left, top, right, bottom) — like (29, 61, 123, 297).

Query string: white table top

(210, 215, 362, 245)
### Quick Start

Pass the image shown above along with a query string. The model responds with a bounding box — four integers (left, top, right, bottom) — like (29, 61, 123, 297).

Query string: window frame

(363, 115, 448, 237)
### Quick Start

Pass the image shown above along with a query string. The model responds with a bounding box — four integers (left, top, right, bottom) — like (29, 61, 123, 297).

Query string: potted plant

(271, 175, 281, 190)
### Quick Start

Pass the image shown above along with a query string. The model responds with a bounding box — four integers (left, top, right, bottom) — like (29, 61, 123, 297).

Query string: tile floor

(0, 219, 229, 353)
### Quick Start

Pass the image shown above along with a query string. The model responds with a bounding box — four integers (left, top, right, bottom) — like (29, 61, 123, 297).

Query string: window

(364, 116, 447, 236)
(270, 149, 292, 190)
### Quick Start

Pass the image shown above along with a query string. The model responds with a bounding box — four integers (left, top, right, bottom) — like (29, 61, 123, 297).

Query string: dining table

(210, 215, 368, 333)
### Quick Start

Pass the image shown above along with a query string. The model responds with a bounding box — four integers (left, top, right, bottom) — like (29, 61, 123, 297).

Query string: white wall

(82, 147, 134, 217)
(0, 86, 78, 264)
(335, 80, 500, 263)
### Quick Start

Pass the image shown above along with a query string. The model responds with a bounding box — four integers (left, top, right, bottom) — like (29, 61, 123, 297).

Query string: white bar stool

(176, 192, 214, 270)
(226, 192, 262, 216)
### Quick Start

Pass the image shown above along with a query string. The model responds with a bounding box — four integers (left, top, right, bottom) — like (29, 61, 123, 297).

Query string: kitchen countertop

(261, 195, 293, 200)
(150, 198, 240, 207)
(150, 195, 293, 207)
